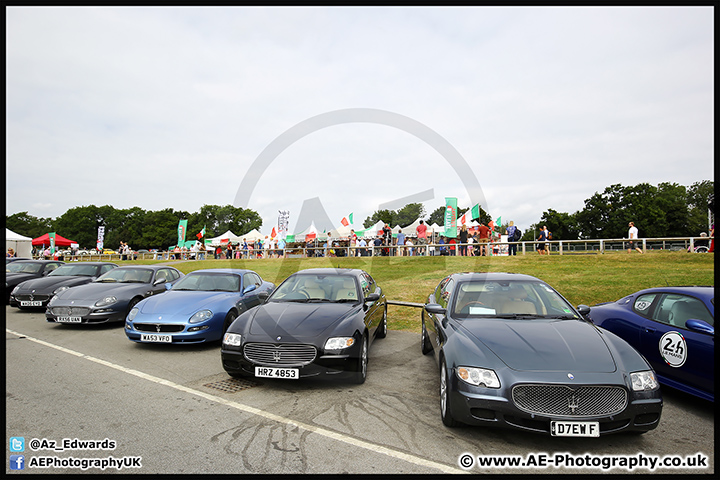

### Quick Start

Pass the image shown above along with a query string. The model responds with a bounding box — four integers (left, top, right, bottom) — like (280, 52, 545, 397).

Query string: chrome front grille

(50, 306, 91, 317)
(133, 323, 185, 333)
(512, 384, 627, 417)
(15, 294, 51, 302)
(243, 343, 317, 367)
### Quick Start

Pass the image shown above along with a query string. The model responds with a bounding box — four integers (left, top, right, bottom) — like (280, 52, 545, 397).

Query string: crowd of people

(15, 220, 714, 261)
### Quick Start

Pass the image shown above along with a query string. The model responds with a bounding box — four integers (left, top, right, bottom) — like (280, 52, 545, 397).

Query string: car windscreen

(48, 264, 98, 277)
(452, 280, 580, 319)
(96, 268, 152, 283)
(6, 262, 43, 274)
(172, 273, 240, 292)
(269, 274, 358, 303)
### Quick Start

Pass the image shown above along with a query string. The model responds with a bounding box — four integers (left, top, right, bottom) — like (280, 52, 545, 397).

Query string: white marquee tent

(6, 228, 33, 258)
(207, 230, 242, 246)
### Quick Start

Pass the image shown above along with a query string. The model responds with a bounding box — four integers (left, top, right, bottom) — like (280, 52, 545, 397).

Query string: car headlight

(53, 286, 70, 296)
(324, 337, 355, 351)
(95, 296, 117, 307)
(11, 285, 20, 295)
(631, 370, 659, 391)
(223, 333, 242, 347)
(127, 307, 139, 322)
(189, 309, 213, 324)
(457, 366, 501, 388)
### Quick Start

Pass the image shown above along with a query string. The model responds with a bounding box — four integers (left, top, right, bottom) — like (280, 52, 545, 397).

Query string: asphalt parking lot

(5, 305, 714, 474)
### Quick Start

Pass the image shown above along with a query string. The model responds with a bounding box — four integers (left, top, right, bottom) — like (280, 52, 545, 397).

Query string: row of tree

(361, 181, 713, 241)
(6, 181, 713, 250)
(6, 205, 262, 251)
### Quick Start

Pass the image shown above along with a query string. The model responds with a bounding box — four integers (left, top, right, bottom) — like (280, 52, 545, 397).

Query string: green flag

(177, 220, 188, 246)
(444, 197, 457, 238)
(49, 232, 56, 252)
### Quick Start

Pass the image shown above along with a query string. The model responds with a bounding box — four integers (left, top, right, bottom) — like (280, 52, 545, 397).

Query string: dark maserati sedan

(6, 260, 65, 303)
(10, 262, 119, 309)
(421, 272, 663, 436)
(221, 268, 387, 384)
(46, 265, 183, 325)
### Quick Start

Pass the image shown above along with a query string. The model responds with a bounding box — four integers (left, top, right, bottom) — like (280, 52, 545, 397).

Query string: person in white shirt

(627, 222, 643, 254)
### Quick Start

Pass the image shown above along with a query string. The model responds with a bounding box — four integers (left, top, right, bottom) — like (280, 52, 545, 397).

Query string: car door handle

(644, 327, 657, 334)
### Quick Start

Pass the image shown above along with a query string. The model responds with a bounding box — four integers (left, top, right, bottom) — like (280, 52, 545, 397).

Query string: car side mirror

(258, 291, 270, 303)
(365, 293, 380, 302)
(686, 319, 714, 335)
(154, 278, 167, 286)
(424, 303, 446, 315)
(164, 282, 173, 290)
(243, 284, 257, 295)
(577, 304, 591, 316)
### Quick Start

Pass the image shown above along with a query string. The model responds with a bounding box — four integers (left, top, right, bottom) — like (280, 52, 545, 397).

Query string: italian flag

(460, 204, 482, 225)
(196, 226, 206, 239)
(341, 213, 353, 227)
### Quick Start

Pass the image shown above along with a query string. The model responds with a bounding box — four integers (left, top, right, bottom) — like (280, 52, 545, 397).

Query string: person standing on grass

(536, 226, 547, 255)
(416, 220, 428, 256)
(627, 222, 643, 253)
(459, 224, 468, 256)
(506, 221, 518, 256)
(396, 228, 406, 256)
(477, 223, 490, 256)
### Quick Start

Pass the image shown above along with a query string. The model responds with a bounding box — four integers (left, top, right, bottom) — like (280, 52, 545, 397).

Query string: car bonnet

(246, 301, 356, 338)
(459, 318, 617, 373)
(137, 290, 236, 316)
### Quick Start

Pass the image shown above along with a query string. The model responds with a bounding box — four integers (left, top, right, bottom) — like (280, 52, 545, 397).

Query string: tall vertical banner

(177, 220, 188, 247)
(49, 232, 56, 252)
(278, 210, 290, 239)
(97, 226, 105, 251)
(444, 197, 458, 238)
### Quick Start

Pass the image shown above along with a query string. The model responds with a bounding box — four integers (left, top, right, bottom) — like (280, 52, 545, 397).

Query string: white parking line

(7, 329, 463, 474)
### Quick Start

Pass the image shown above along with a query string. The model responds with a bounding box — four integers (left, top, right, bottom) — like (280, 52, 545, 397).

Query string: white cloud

(6, 6, 713, 233)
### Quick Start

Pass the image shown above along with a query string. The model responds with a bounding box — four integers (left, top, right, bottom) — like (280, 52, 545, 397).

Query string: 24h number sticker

(659, 331, 687, 368)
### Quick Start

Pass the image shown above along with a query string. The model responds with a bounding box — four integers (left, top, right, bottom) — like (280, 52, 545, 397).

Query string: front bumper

(46, 305, 127, 324)
(11, 293, 52, 309)
(125, 318, 222, 344)
(221, 341, 361, 380)
(447, 370, 662, 435)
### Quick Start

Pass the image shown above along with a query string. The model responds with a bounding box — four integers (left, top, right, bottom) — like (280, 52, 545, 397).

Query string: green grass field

(120, 251, 714, 332)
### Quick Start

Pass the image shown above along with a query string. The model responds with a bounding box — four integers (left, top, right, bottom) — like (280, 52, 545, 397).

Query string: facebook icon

(10, 455, 25, 470)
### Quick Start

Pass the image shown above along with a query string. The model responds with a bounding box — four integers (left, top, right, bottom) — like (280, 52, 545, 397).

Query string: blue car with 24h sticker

(584, 286, 714, 402)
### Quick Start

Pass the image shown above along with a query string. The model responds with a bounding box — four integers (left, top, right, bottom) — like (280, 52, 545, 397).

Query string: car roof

(290, 268, 362, 276)
(634, 286, 714, 298)
(449, 272, 544, 282)
(9, 259, 64, 264)
(111, 265, 171, 270)
(186, 269, 253, 275)
(57, 262, 118, 266)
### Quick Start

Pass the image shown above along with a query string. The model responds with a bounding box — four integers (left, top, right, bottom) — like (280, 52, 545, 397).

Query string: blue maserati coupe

(125, 269, 275, 344)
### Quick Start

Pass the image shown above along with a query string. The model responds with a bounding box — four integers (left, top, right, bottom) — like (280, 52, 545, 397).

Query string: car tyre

(421, 320, 433, 355)
(440, 362, 461, 427)
(352, 335, 368, 384)
(376, 307, 387, 339)
(126, 297, 142, 316)
(223, 310, 238, 334)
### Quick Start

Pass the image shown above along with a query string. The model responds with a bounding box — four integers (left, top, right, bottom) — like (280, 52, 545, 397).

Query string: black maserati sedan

(221, 268, 387, 384)
(10, 262, 119, 309)
(421, 272, 663, 436)
(5, 260, 65, 304)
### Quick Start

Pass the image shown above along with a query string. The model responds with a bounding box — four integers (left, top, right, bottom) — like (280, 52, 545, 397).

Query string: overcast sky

(6, 6, 714, 236)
